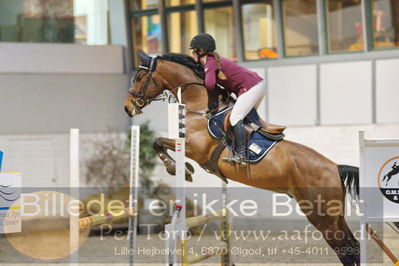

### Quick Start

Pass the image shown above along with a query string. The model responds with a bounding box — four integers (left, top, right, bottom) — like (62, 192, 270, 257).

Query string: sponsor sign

(0, 173, 22, 234)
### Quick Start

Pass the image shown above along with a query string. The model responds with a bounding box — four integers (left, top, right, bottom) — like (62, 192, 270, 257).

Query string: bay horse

(124, 52, 361, 265)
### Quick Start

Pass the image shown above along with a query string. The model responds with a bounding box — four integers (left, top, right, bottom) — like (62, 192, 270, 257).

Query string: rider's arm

(204, 57, 217, 90)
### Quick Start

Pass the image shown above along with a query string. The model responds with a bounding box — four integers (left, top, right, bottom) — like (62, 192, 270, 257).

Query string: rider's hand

(205, 109, 217, 118)
(207, 99, 218, 117)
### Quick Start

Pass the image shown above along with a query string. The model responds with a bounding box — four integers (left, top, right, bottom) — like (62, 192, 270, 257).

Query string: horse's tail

(338, 165, 359, 201)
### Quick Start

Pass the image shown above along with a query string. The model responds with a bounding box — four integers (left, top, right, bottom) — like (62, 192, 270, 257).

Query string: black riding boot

(229, 120, 247, 165)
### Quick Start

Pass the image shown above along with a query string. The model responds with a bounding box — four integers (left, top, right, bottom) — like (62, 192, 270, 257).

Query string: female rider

(190, 33, 265, 165)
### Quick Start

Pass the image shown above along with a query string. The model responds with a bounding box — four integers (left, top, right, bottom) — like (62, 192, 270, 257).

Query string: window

(242, 2, 278, 60)
(131, 15, 162, 64)
(372, 0, 399, 49)
(203, 0, 231, 3)
(204, 7, 236, 60)
(326, 0, 363, 53)
(0, 0, 109, 45)
(166, 0, 194, 6)
(282, 0, 319, 57)
(131, 0, 158, 10)
(168, 11, 198, 54)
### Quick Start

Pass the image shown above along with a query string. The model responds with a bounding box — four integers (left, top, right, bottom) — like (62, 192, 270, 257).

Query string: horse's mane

(159, 53, 205, 80)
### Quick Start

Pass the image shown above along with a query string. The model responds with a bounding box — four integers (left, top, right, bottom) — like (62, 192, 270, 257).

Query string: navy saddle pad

(207, 107, 278, 163)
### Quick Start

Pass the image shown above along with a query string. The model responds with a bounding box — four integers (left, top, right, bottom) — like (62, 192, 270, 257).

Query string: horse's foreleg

(384, 174, 392, 186)
(154, 138, 176, 175)
(382, 175, 388, 186)
(154, 137, 194, 182)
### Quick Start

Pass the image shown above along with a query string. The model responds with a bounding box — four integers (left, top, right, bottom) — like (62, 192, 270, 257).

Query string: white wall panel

(0, 43, 124, 74)
(376, 59, 399, 124)
(320, 61, 372, 124)
(0, 73, 129, 134)
(0, 133, 123, 188)
(267, 65, 317, 125)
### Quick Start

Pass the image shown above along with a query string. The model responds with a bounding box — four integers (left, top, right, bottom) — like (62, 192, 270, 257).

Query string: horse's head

(125, 51, 209, 117)
(124, 50, 166, 117)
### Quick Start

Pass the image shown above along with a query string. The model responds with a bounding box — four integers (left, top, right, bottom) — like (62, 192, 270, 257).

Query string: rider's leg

(228, 80, 265, 164)
(230, 80, 266, 126)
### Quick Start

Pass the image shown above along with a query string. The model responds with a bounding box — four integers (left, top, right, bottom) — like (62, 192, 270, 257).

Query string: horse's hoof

(185, 174, 193, 182)
(185, 162, 194, 175)
(166, 165, 176, 176)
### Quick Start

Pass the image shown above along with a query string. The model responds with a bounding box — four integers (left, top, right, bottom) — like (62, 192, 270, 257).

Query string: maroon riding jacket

(204, 56, 263, 97)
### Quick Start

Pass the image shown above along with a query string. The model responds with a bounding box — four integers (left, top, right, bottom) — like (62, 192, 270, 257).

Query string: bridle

(128, 67, 158, 111)
(128, 58, 205, 113)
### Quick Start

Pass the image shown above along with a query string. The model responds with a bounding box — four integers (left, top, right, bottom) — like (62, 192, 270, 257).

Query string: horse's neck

(161, 61, 217, 163)
(182, 85, 208, 111)
(162, 62, 208, 111)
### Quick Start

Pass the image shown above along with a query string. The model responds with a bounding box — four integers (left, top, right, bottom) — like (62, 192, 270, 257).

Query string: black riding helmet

(189, 33, 216, 52)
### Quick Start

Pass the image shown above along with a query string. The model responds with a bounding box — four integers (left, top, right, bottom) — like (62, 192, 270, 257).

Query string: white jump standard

(165, 99, 231, 266)
(359, 131, 399, 265)
(69, 127, 140, 265)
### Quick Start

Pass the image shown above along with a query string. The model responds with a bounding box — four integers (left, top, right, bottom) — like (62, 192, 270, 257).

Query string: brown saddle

(223, 110, 286, 136)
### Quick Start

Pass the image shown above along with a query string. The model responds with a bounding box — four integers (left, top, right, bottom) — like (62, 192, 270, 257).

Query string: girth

(200, 136, 228, 183)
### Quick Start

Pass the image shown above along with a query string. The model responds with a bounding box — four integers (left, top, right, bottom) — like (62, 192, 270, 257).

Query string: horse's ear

(136, 49, 152, 66)
(137, 49, 149, 58)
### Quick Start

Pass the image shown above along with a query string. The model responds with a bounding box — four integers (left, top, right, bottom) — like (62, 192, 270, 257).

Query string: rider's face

(191, 50, 199, 62)
(191, 49, 205, 62)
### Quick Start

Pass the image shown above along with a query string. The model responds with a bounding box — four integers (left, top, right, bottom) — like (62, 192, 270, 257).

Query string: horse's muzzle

(124, 106, 133, 117)
(125, 103, 143, 117)
(131, 106, 143, 116)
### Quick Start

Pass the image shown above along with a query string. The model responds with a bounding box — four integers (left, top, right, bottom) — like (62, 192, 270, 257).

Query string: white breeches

(230, 80, 266, 126)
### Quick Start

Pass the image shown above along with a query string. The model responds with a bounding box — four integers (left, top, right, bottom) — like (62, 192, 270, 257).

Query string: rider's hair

(207, 51, 227, 80)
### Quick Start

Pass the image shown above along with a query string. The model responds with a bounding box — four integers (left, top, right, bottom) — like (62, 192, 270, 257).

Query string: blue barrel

(0, 151, 3, 172)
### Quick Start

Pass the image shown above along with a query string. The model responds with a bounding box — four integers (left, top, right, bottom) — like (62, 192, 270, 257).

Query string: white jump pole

(70, 128, 80, 265)
(175, 113, 187, 266)
(128, 125, 140, 266)
(165, 92, 231, 266)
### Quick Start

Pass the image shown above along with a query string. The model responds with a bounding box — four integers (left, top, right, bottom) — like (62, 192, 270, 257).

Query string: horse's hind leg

(296, 189, 359, 266)
(303, 210, 359, 265)
(338, 215, 360, 264)
(316, 220, 359, 266)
